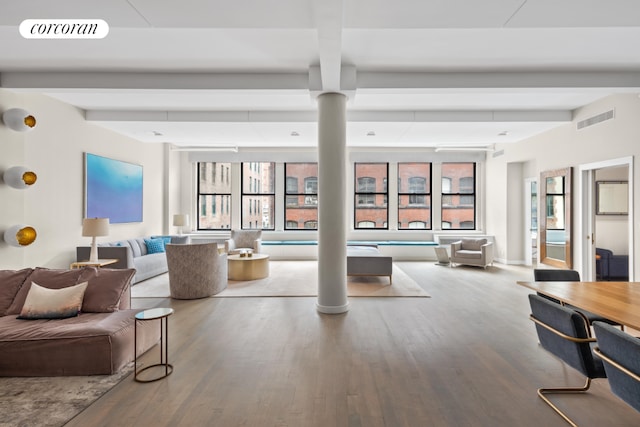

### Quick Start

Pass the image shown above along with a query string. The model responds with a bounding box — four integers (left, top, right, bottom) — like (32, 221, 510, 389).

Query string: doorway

(579, 157, 634, 281)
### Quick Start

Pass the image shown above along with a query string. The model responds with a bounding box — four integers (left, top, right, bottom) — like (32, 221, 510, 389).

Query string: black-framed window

(354, 163, 388, 229)
(441, 162, 476, 230)
(197, 162, 232, 230)
(241, 162, 275, 230)
(398, 162, 431, 230)
(285, 163, 318, 230)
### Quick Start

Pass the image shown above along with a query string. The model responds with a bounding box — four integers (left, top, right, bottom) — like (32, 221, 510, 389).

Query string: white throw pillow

(18, 281, 88, 319)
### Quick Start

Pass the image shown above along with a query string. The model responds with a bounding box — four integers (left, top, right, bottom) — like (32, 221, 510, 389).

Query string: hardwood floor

(66, 262, 640, 426)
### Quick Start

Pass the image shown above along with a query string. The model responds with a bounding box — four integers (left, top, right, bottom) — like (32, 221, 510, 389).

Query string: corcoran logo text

(20, 19, 109, 39)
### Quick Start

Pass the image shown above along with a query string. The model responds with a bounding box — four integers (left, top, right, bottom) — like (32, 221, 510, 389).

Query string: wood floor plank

(65, 262, 640, 426)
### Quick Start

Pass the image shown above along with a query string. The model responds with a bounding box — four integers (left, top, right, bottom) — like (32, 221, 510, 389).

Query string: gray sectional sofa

(77, 235, 189, 284)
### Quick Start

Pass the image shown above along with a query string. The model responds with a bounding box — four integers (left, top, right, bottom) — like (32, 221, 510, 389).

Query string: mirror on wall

(539, 167, 572, 268)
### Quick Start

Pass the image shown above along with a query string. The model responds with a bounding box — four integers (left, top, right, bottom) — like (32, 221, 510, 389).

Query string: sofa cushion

(134, 238, 148, 256)
(460, 238, 487, 251)
(145, 237, 166, 254)
(0, 309, 160, 376)
(170, 235, 190, 244)
(7, 268, 85, 315)
(231, 229, 262, 249)
(18, 281, 88, 320)
(133, 253, 168, 283)
(0, 268, 33, 316)
(454, 250, 483, 260)
(77, 267, 135, 312)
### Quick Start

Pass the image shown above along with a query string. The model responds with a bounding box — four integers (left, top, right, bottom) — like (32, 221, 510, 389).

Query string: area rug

(0, 363, 133, 427)
(132, 261, 430, 298)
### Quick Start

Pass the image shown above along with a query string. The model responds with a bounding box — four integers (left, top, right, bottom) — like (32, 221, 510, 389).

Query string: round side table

(134, 307, 174, 382)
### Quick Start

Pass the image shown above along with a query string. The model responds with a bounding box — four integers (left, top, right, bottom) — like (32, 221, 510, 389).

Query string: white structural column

(316, 92, 349, 314)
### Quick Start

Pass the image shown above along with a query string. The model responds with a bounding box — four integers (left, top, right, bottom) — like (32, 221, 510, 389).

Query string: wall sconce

(2, 108, 37, 132)
(82, 218, 110, 262)
(3, 166, 37, 189)
(4, 224, 37, 247)
(173, 214, 190, 235)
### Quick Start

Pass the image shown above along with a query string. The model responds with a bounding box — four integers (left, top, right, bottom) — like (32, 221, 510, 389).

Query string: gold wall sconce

(2, 108, 37, 132)
(3, 166, 37, 189)
(4, 224, 37, 247)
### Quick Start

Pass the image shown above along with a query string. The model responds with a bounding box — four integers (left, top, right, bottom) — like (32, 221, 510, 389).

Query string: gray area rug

(0, 364, 133, 427)
(132, 261, 430, 298)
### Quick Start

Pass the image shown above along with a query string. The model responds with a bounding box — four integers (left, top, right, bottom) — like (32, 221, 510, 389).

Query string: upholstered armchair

(165, 243, 227, 299)
(450, 238, 494, 268)
(224, 229, 262, 255)
(596, 247, 629, 280)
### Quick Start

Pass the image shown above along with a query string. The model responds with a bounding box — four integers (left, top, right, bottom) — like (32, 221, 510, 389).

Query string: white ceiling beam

(86, 109, 570, 123)
(313, 0, 344, 92)
(0, 72, 310, 90)
(5, 71, 640, 93)
(358, 71, 640, 90)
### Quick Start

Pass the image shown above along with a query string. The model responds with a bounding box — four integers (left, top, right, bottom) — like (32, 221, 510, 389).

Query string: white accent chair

(450, 238, 494, 268)
(224, 229, 262, 255)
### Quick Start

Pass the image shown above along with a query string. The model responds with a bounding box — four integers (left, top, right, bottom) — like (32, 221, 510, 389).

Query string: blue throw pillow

(145, 238, 165, 254)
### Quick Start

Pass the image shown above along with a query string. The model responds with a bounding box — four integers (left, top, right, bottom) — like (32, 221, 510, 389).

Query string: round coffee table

(228, 253, 270, 281)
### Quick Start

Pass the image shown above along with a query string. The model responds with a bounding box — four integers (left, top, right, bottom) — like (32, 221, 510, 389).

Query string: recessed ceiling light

(366, 131, 376, 136)
(290, 131, 299, 137)
(498, 131, 508, 136)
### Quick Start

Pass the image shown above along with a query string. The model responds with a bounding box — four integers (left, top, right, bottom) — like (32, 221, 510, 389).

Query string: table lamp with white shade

(82, 218, 109, 262)
(173, 214, 189, 235)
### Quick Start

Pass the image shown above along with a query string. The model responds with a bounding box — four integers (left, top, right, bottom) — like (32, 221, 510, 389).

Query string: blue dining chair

(533, 269, 621, 332)
(593, 321, 640, 413)
(528, 294, 607, 426)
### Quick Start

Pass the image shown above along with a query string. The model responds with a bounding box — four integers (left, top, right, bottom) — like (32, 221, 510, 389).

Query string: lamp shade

(82, 218, 109, 237)
(3, 108, 36, 132)
(3, 166, 37, 189)
(4, 224, 37, 247)
(173, 214, 189, 227)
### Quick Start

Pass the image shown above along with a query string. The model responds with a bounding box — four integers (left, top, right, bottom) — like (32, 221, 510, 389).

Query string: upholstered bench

(347, 245, 393, 284)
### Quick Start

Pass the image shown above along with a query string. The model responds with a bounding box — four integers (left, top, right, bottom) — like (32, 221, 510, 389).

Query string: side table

(70, 259, 118, 269)
(434, 247, 450, 266)
(134, 307, 174, 382)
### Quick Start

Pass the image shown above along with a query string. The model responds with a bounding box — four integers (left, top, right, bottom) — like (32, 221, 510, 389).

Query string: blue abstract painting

(85, 153, 143, 223)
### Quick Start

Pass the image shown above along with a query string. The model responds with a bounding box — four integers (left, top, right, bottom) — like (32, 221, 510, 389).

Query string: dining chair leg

(537, 377, 591, 427)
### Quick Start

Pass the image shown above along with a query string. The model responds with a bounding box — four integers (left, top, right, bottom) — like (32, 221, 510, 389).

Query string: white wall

(595, 166, 629, 255)
(506, 162, 524, 264)
(0, 91, 27, 268)
(486, 93, 640, 277)
(0, 89, 168, 269)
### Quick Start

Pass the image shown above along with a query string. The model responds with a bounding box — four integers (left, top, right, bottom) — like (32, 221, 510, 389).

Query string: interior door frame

(579, 156, 634, 281)
(524, 177, 537, 266)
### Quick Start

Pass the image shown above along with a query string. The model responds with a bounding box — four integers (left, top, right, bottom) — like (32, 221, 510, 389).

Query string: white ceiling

(1, 0, 640, 149)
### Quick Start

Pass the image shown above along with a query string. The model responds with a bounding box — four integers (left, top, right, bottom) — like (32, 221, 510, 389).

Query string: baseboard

(495, 257, 527, 265)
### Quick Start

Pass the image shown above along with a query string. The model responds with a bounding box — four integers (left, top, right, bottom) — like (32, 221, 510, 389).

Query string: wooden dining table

(517, 280, 640, 331)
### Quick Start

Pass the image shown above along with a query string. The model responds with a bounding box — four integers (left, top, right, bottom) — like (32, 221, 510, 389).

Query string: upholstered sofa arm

(610, 255, 629, 278)
(225, 238, 236, 253)
(451, 241, 462, 255)
(76, 246, 134, 269)
(481, 242, 494, 263)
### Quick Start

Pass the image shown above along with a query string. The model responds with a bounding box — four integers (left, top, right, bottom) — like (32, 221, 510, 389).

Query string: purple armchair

(596, 248, 629, 280)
